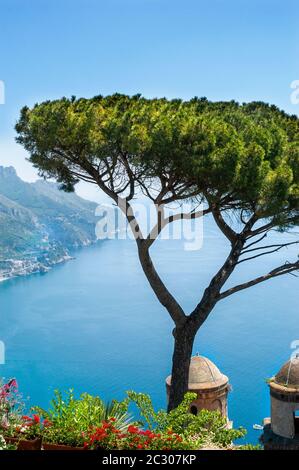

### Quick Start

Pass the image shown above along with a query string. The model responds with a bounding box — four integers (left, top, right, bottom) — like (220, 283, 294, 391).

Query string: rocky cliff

(0, 166, 99, 280)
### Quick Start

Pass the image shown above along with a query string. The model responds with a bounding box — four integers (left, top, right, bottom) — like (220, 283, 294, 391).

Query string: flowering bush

(85, 418, 195, 450)
(0, 381, 251, 450)
(14, 414, 52, 440)
(34, 390, 132, 447)
(0, 379, 24, 438)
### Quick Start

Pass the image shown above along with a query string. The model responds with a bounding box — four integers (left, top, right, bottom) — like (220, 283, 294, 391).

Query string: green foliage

(237, 443, 262, 450)
(128, 391, 246, 448)
(34, 390, 132, 446)
(0, 434, 17, 450)
(0, 383, 252, 450)
(15, 94, 299, 229)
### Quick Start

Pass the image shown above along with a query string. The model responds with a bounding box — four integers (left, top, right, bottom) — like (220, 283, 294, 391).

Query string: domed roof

(188, 356, 228, 389)
(166, 355, 228, 390)
(274, 356, 299, 389)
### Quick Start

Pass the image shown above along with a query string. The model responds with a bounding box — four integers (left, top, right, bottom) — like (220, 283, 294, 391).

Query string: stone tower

(263, 356, 299, 450)
(166, 355, 230, 419)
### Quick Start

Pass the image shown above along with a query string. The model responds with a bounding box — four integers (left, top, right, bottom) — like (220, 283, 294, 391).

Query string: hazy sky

(0, 0, 298, 202)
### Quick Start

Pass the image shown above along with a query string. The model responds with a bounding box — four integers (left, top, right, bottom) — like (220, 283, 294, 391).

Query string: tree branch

(189, 236, 246, 328)
(219, 260, 299, 300)
(237, 242, 299, 264)
(243, 232, 268, 250)
(138, 242, 187, 326)
(210, 205, 237, 243)
(119, 152, 135, 200)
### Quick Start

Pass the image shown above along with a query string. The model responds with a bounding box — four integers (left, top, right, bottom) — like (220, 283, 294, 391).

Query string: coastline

(0, 240, 103, 283)
(0, 253, 75, 283)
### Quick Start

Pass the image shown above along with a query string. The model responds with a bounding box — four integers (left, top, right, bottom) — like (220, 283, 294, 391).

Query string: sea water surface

(0, 220, 298, 444)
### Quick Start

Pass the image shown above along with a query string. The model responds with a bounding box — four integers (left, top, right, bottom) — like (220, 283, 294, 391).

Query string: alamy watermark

(290, 80, 299, 105)
(0, 80, 5, 104)
(95, 198, 204, 251)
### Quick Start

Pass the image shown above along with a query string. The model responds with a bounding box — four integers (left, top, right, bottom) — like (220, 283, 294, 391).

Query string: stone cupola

(263, 356, 299, 449)
(166, 355, 230, 419)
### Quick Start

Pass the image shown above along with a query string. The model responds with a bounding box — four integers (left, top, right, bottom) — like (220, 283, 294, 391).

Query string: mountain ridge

(0, 166, 99, 281)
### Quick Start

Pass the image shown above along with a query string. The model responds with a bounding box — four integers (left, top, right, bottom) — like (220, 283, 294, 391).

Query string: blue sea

(0, 220, 298, 444)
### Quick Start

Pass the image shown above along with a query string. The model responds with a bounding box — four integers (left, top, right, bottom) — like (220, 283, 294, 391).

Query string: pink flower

(8, 379, 18, 389)
(0, 389, 8, 399)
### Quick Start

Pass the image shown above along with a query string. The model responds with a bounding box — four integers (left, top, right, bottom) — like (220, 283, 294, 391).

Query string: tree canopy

(16, 94, 299, 229)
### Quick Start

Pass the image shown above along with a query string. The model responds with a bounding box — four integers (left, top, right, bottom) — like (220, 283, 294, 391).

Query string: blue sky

(0, 0, 298, 200)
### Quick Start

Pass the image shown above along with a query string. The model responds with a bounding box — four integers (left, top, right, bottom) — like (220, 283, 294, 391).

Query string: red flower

(137, 444, 143, 449)
(33, 414, 40, 424)
(22, 415, 32, 422)
(43, 419, 52, 427)
(101, 421, 113, 430)
(143, 430, 155, 439)
(127, 425, 139, 434)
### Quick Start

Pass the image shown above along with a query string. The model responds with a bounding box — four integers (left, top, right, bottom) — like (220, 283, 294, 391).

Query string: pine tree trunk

(167, 323, 197, 412)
